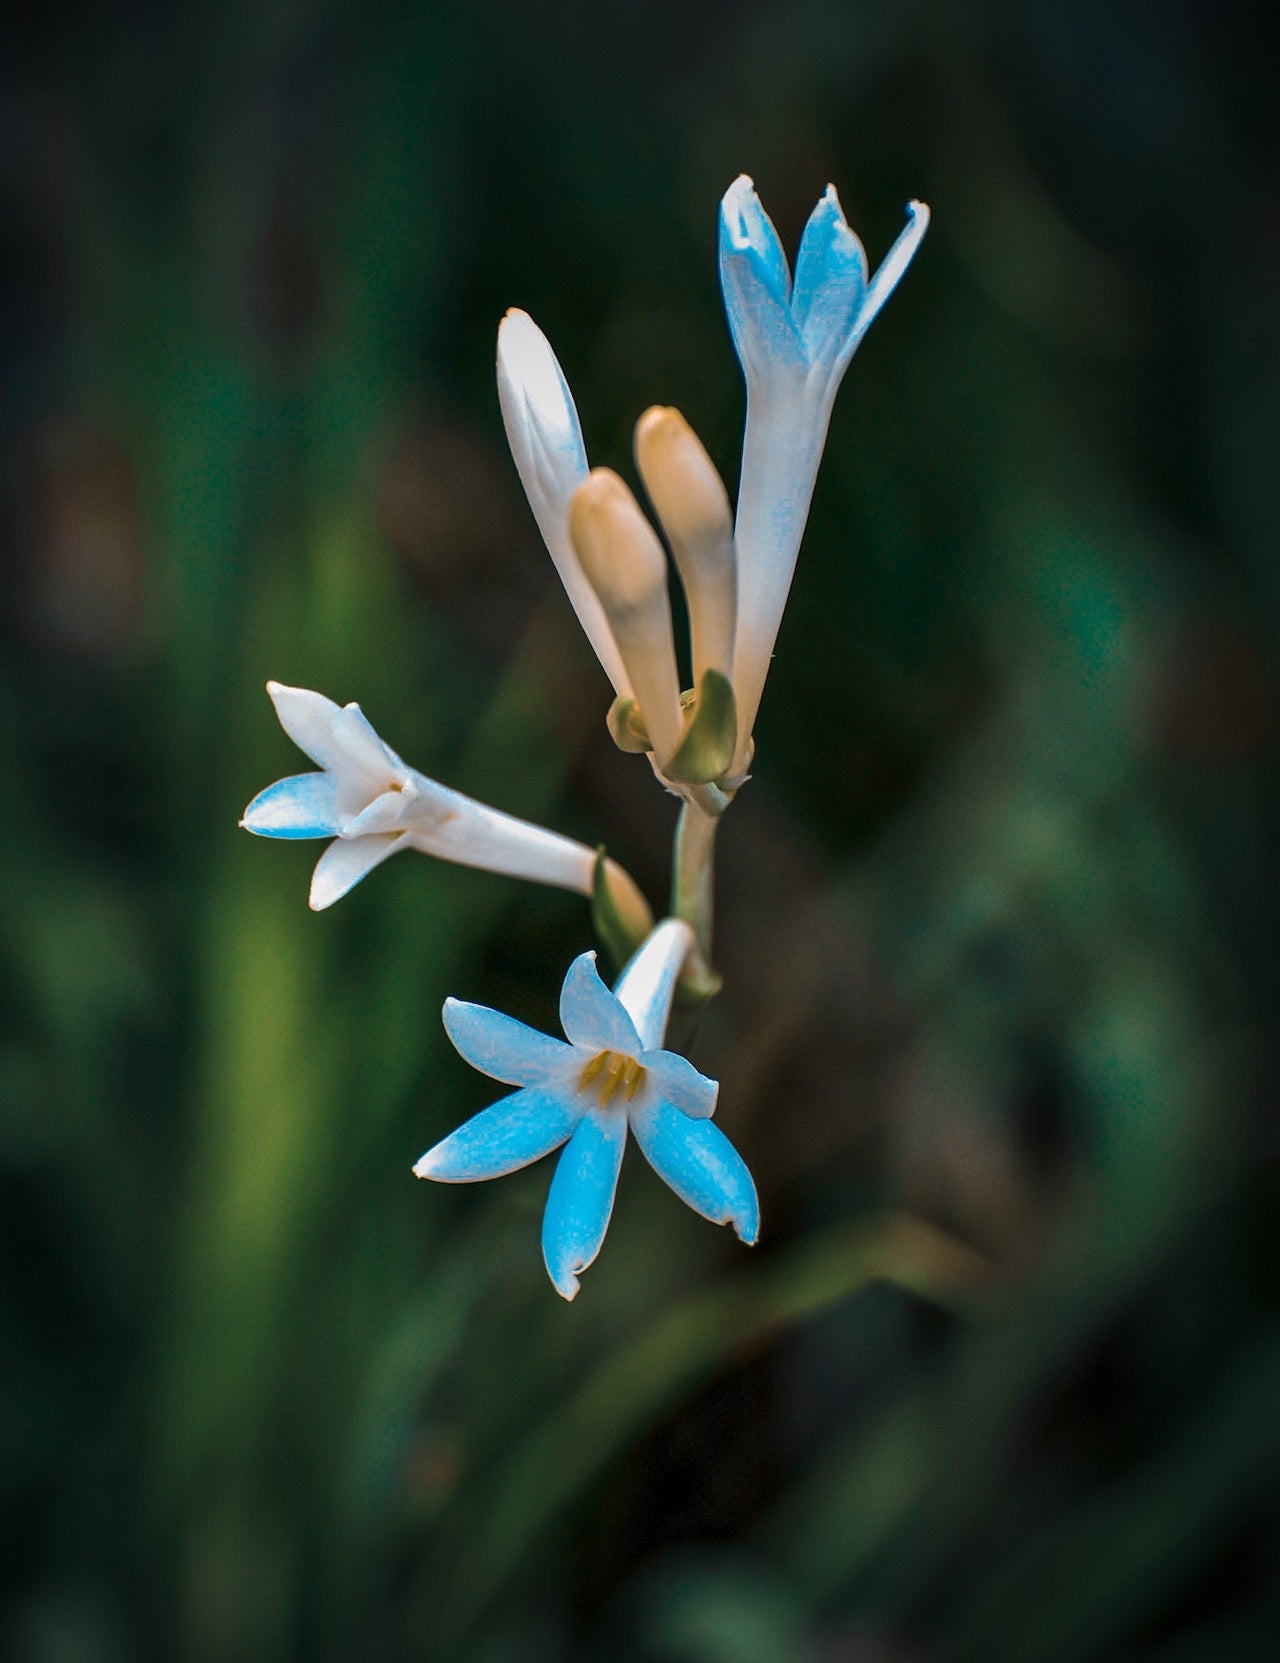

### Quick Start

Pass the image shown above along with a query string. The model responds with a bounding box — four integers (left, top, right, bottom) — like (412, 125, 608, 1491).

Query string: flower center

(578, 1049, 646, 1107)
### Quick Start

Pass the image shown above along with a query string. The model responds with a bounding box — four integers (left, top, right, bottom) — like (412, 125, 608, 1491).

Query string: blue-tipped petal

(791, 185, 869, 366)
(240, 772, 340, 839)
(631, 1098, 759, 1244)
(719, 177, 805, 380)
(308, 831, 406, 909)
(720, 175, 792, 303)
(415, 1087, 580, 1182)
(641, 1048, 718, 1119)
(559, 951, 641, 1054)
(443, 998, 575, 1089)
(541, 1109, 628, 1299)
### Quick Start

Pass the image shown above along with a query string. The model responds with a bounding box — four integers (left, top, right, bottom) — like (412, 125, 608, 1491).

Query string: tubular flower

(720, 175, 929, 776)
(414, 919, 759, 1299)
(241, 681, 646, 919)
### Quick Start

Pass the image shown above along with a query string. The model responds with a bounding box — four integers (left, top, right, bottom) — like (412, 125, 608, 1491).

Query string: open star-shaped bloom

(414, 919, 759, 1299)
(241, 681, 636, 913)
(720, 176, 929, 776)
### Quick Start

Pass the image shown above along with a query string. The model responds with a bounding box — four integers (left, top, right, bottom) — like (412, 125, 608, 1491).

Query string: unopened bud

(634, 406, 737, 686)
(569, 469, 685, 764)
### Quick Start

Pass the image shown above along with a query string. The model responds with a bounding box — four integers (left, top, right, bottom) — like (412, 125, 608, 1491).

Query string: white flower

(720, 176, 929, 775)
(240, 681, 639, 914)
(414, 919, 759, 1299)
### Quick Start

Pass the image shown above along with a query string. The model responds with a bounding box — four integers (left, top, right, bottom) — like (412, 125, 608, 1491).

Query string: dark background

(4, 1, 1280, 1659)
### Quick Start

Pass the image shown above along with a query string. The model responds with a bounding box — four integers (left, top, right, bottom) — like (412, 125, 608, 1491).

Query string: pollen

(578, 1048, 647, 1107)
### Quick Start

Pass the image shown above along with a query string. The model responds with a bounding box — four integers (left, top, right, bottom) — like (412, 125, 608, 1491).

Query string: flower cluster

(242, 175, 927, 1297)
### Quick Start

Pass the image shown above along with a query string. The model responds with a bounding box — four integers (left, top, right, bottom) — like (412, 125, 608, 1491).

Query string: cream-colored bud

(635, 406, 737, 686)
(569, 469, 685, 765)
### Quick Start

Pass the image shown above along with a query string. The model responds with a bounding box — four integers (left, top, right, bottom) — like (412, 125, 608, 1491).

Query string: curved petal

(414, 1087, 580, 1182)
(308, 831, 407, 910)
(442, 998, 576, 1089)
(613, 918, 694, 1049)
(844, 199, 930, 365)
(640, 1048, 717, 1120)
(631, 1097, 759, 1244)
(559, 951, 640, 1054)
(265, 683, 347, 770)
(791, 185, 869, 367)
(541, 1109, 628, 1300)
(240, 772, 340, 839)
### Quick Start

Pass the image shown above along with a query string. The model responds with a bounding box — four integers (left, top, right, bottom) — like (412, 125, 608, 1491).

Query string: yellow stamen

(578, 1049, 648, 1106)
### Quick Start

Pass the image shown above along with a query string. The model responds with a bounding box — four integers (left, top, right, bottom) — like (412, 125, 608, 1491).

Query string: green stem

(672, 800, 720, 965)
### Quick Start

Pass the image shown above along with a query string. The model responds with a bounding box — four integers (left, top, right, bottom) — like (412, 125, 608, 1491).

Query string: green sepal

(591, 847, 652, 970)
(606, 695, 652, 754)
(663, 669, 737, 785)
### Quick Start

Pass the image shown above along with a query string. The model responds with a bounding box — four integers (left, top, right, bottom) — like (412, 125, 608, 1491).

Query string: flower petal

(308, 831, 407, 910)
(718, 176, 804, 382)
(414, 1087, 580, 1182)
(541, 1108, 628, 1300)
(442, 998, 576, 1089)
(612, 919, 695, 1049)
(720, 174, 792, 304)
(341, 786, 423, 838)
(559, 951, 641, 1054)
(847, 199, 930, 362)
(240, 773, 340, 839)
(330, 702, 404, 779)
(790, 184, 869, 368)
(640, 1048, 718, 1120)
(265, 683, 347, 770)
(631, 1097, 759, 1243)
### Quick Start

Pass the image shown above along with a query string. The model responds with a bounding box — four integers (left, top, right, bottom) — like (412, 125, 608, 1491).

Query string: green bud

(606, 695, 653, 754)
(591, 847, 654, 968)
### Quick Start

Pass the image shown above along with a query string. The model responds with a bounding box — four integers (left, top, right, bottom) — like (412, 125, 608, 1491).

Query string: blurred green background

(4, 1, 1280, 1659)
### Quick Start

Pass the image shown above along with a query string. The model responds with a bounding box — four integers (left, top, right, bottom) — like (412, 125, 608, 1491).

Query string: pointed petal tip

(552, 1269, 581, 1301)
(733, 1209, 760, 1246)
(412, 1152, 437, 1179)
(497, 307, 551, 364)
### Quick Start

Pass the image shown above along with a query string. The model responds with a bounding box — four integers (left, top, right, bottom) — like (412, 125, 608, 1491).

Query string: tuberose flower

(720, 176, 929, 776)
(414, 918, 759, 1299)
(241, 681, 648, 921)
